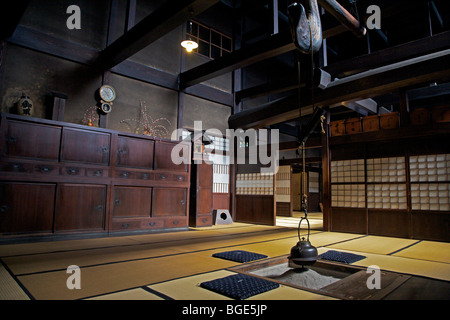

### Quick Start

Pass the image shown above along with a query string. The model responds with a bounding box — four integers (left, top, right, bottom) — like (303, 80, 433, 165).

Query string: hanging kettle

(287, 0, 323, 54)
(288, 214, 318, 269)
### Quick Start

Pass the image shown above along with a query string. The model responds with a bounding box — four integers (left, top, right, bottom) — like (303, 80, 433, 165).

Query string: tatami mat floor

(0, 222, 449, 300)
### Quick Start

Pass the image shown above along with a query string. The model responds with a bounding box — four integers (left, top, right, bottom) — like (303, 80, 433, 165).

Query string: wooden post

(321, 109, 331, 231)
(399, 89, 410, 127)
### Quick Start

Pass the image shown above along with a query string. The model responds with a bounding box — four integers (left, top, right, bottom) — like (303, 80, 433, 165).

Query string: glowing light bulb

(181, 40, 198, 53)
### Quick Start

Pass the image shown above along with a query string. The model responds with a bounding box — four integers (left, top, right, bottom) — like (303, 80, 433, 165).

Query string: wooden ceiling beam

(94, 0, 219, 71)
(179, 31, 295, 89)
(324, 30, 450, 78)
(229, 50, 450, 129)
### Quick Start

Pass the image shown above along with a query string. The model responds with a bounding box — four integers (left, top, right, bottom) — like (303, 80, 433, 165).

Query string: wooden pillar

(399, 89, 410, 127)
(321, 109, 331, 231)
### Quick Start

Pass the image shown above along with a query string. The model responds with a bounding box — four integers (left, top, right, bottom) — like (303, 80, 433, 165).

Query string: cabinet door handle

(96, 205, 104, 211)
(93, 170, 103, 177)
(0, 205, 10, 213)
(7, 136, 16, 143)
(149, 222, 157, 227)
(40, 166, 51, 173)
(121, 172, 130, 178)
(172, 220, 179, 226)
(141, 173, 150, 180)
(114, 199, 120, 205)
(121, 223, 130, 229)
(159, 174, 167, 180)
(67, 168, 79, 175)
(180, 200, 185, 206)
(101, 146, 109, 154)
(11, 163, 23, 171)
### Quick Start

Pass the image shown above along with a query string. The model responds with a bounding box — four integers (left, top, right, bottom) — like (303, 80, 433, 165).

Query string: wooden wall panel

(235, 195, 275, 226)
(331, 208, 366, 234)
(412, 212, 450, 241)
(368, 210, 410, 238)
(213, 194, 230, 210)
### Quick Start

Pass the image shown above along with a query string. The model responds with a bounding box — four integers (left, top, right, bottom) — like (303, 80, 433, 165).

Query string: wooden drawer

(139, 172, 153, 181)
(111, 220, 142, 231)
(174, 173, 188, 183)
(86, 168, 108, 178)
(165, 218, 188, 229)
(195, 215, 213, 227)
(155, 173, 172, 181)
(34, 164, 58, 175)
(115, 170, 136, 180)
(0, 162, 33, 173)
(140, 218, 164, 230)
(60, 166, 85, 177)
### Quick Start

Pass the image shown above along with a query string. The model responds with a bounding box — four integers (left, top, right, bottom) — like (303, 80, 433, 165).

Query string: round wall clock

(99, 85, 116, 102)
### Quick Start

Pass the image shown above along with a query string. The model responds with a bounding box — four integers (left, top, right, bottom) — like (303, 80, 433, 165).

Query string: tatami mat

(319, 248, 450, 281)
(148, 270, 337, 300)
(326, 235, 419, 255)
(1, 223, 449, 300)
(86, 288, 164, 300)
(392, 241, 450, 264)
(0, 263, 30, 300)
(17, 250, 240, 300)
(148, 270, 236, 300)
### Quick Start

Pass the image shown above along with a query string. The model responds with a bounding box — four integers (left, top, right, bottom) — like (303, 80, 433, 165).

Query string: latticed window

(186, 20, 233, 59)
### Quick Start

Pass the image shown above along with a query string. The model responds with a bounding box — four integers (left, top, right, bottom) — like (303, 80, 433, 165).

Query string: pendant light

(181, 21, 198, 53)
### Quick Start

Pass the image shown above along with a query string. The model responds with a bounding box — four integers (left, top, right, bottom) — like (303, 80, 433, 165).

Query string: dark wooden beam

(324, 30, 450, 78)
(179, 25, 352, 91)
(0, 0, 30, 40)
(236, 77, 300, 103)
(179, 32, 294, 89)
(95, 0, 219, 71)
(229, 51, 450, 129)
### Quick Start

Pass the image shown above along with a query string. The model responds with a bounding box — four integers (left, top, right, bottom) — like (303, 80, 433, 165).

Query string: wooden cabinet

(154, 141, 188, 172)
(55, 184, 107, 232)
(152, 188, 187, 217)
(117, 136, 154, 169)
(61, 128, 110, 165)
(0, 183, 56, 234)
(189, 163, 213, 227)
(0, 113, 191, 239)
(113, 186, 152, 218)
(4, 120, 61, 161)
